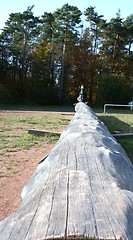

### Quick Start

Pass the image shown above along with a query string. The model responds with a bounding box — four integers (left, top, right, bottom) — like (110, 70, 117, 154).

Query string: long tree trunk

(59, 42, 65, 102)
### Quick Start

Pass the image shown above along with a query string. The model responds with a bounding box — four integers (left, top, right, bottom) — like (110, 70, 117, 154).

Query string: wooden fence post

(0, 102, 133, 240)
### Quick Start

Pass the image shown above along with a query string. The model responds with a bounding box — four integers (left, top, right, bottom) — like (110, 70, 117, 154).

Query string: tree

(52, 4, 82, 101)
(124, 14, 133, 55)
(0, 6, 40, 99)
(100, 10, 127, 74)
(40, 12, 55, 91)
(80, 7, 107, 103)
(97, 75, 131, 104)
(84, 6, 106, 54)
(0, 4, 132, 105)
(123, 15, 133, 100)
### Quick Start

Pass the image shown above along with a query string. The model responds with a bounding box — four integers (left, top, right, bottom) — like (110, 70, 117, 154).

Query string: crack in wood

(65, 171, 70, 239)
(45, 185, 56, 239)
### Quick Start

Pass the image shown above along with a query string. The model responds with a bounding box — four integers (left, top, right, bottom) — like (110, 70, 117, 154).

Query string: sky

(0, 0, 133, 30)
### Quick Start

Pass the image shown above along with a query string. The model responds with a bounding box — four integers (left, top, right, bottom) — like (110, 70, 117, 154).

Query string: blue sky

(0, 0, 132, 30)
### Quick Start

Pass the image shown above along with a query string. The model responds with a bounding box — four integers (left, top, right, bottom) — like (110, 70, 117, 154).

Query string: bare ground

(0, 144, 54, 221)
(0, 110, 74, 221)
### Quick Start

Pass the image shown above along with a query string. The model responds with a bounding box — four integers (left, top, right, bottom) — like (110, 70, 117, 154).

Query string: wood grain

(0, 102, 133, 240)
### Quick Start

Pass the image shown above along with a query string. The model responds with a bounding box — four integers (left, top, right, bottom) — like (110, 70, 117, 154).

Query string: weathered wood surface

(0, 102, 133, 240)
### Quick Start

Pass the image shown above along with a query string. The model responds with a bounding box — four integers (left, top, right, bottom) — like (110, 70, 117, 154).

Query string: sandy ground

(0, 144, 54, 221)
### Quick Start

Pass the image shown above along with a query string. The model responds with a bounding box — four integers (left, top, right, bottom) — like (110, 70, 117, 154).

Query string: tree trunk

(0, 102, 133, 240)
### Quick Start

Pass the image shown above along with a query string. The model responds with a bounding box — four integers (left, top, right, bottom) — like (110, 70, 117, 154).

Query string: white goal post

(103, 103, 133, 113)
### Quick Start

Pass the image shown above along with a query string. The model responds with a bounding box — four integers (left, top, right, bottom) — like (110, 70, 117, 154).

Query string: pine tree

(52, 4, 82, 101)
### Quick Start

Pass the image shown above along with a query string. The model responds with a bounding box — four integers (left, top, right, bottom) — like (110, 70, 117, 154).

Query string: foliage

(97, 75, 131, 104)
(0, 5, 133, 105)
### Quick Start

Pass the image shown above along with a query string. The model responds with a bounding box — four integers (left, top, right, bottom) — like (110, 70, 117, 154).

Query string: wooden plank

(0, 102, 133, 240)
(28, 129, 61, 135)
(113, 132, 133, 137)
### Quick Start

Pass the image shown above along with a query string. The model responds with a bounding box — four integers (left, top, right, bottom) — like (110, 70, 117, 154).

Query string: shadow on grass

(93, 106, 133, 114)
(0, 103, 75, 113)
(99, 115, 133, 134)
(116, 137, 133, 164)
(99, 115, 133, 163)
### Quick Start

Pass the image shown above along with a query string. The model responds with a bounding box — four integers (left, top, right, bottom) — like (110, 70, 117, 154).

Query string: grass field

(0, 106, 133, 163)
(0, 111, 72, 154)
(98, 112, 133, 163)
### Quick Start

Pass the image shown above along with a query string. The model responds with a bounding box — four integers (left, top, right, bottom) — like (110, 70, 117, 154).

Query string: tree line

(0, 4, 133, 105)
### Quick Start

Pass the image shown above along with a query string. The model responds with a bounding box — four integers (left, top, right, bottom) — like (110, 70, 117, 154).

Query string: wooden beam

(28, 129, 61, 135)
(0, 102, 133, 240)
(113, 132, 133, 137)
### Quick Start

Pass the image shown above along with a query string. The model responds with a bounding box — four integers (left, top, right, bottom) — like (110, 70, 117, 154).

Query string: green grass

(0, 133, 59, 151)
(98, 113, 133, 134)
(116, 137, 133, 162)
(0, 114, 70, 128)
(0, 112, 72, 156)
(98, 112, 133, 163)
(0, 109, 133, 164)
